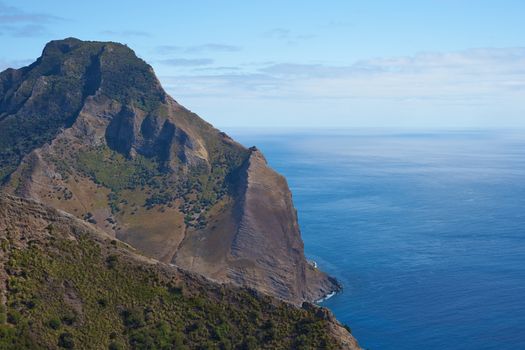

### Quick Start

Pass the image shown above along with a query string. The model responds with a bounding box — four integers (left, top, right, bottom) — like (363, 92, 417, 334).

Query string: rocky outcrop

(228, 147, 339, 302)
(0, 38, 340, 306)
(170, 147, 341, 303)
(229, 148, 307, 301)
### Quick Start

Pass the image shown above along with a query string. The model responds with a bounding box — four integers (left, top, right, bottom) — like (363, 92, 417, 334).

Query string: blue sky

(0, 0, 524, 128)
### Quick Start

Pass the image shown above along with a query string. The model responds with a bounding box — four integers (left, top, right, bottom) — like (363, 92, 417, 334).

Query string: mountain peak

(37, 38, 165, 111)
(42, 37, 85, 55)
(42, 37, 130, 56)
(0, 39, 340, 306)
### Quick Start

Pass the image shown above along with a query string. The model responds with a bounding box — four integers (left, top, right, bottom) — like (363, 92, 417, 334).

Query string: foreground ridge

(0, 194, 360, 349)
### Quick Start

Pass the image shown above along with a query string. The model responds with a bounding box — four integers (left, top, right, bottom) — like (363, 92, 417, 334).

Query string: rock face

(0, 38, 339, 305)
(0, 194, 360, 349)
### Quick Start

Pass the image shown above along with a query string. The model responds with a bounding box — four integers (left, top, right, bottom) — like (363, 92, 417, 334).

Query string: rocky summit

(0, 38, 339, 305)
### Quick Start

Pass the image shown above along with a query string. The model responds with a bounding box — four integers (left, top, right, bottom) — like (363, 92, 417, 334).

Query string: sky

(0, 0, 524, 128)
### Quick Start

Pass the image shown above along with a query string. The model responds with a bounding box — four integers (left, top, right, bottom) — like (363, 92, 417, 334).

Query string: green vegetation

(1, 219, 341, 349)
(99, 43, 164, 112)
(76, 145, 159, 193)
(73, 143, 244, 228)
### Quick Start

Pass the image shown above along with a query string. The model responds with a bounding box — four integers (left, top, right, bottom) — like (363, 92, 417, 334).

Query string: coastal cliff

(0, 38, 339, 305)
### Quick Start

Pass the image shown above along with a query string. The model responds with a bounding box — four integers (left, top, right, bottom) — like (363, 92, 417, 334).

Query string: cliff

(0, 38, 339, 304)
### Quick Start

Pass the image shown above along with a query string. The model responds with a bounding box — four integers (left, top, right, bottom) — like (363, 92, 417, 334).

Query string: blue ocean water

(227, 129, 525, 350)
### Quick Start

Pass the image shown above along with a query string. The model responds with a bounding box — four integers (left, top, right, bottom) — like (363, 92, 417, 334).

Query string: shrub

(7, 310, 21, 325)
(106, 255, 118, 269)
(61, 314, 77, 326)
(343, 323, 352, 333)
(108, 341, 125, 350)
(0, 305, 6, 324)
(241, 336, 258, 350)
(121, 308, 145, 329)
(48, 318, 61, 330)
(58, 332, 75, 349)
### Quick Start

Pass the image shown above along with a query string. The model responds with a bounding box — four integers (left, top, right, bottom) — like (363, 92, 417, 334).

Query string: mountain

(0, 38, 338, 305)
(0, 194, 359, 349)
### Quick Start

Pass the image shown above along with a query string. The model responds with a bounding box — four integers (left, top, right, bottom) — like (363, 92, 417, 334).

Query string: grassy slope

(0, 195, 345, 350)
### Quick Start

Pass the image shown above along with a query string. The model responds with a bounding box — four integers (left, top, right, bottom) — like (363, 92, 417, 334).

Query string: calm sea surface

(227, 129, 525, 350)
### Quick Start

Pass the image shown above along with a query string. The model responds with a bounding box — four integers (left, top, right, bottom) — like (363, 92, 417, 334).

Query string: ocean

(227, 129, 525, 350)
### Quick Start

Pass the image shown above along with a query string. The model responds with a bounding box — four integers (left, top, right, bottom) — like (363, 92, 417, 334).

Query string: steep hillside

(0, 194, 360, 349)
(0, 38, 337, 304)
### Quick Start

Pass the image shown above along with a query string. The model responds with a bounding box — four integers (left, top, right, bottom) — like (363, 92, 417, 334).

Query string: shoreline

(315, 290, 337, 304)
(309, 258, 342, 304)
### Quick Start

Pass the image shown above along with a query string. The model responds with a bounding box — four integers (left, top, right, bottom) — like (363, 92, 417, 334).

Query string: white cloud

(156, 44, 241, 55)
(0, 1, 63, 37)
(0, 58, 32, 71)
(262, 28, 316, 45)
(99, 30, 151, 38)
(159, 58, 214, 67)
(158, 47, 525, 104)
